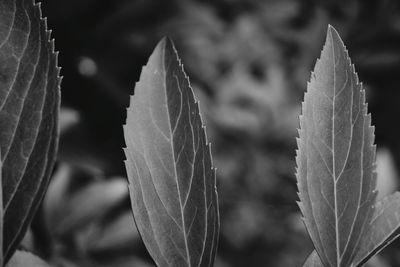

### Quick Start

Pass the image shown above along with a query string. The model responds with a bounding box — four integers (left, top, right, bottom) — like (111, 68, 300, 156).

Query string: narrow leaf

(296, 25, 377, 267)
(0, 0, 60, 261)
(123, 38, 219, 266)
(303, 251, 324, 267)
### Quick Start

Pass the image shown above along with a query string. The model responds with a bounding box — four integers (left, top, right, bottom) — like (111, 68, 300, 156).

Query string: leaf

(123, 37, 219, 267)
(0, 0, 60, 261)
(353, 192, 400, 266)
(303, 251, 324, 267)
(302, 250, 390, 267)
(6, 250, 50, 267)
(296, 25, 400, 267)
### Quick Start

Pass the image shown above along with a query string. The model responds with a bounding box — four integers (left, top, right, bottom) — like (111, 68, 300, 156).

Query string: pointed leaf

(296, 25, 377, 267)
(123, 38, 219, 267)
(303, 251, 324, 267)
(0, 0, 60, 261)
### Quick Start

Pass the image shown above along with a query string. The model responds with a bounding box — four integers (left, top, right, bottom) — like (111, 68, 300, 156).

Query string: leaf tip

(327, 24, 336, 33)
(159, 36, 174, 48)
(325, 24, 347, 52)
(155, 36, 177, 62)
(326, 24, 340, 40)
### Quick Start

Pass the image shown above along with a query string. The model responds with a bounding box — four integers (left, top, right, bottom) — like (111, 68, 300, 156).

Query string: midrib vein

(330, 32, 341, 267)
(162, 45, 191, 266)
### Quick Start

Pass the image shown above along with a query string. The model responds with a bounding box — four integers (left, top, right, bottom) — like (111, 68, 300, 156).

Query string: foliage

(1, 0, 400, 267)
(0, 0, 60, 264)
(123, 37, 219, 266)
(298, 26, 400, 267)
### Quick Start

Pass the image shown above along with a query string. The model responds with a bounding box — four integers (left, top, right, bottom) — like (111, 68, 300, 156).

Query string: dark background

(25, 0, 400, 266)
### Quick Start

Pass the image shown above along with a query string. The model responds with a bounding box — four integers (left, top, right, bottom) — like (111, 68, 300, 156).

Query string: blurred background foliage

(22, 0, 400, 266)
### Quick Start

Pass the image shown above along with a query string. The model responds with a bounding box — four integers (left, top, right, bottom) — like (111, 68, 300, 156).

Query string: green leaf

(0, 0, 60, 262)
(123, 37, 219, 267)
(6, 250, 50, 267)
(303, 251, 324, 267)
(296, 25, 400, 267)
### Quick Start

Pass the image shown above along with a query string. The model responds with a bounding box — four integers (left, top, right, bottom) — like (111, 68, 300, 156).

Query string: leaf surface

(353, 192, 400, 266)
(296, 25, 384, 267)
(123, 38, 219, 267)
(303, 251, 324, 267)
(0, 0, 60, 261)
